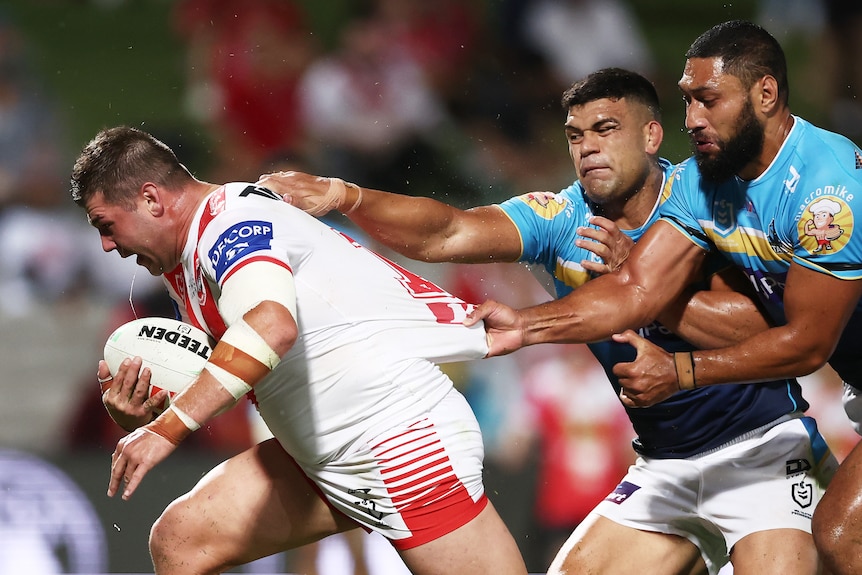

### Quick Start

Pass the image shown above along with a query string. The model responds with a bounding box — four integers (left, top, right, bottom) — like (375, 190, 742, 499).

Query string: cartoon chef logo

(518, 191, 567, 220)
(798, 195, 852, 255)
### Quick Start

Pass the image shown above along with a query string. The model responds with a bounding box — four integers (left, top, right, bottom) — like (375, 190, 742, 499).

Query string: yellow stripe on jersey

(554, 258, 591, 290)
(701, 222, 793, 265)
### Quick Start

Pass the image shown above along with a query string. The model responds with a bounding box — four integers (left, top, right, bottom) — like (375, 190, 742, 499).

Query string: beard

(693, 100, 765, 182)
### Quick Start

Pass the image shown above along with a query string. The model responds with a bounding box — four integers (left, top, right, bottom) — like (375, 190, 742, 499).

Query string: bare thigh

(730, 529, 819, 575)
(397, 500, 527, 575)
(549, 512, 707, 575)
(150, 438, 358, 574)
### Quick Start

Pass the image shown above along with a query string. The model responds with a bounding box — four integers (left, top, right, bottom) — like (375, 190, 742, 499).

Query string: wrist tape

(145, 405, 199, 445)
(304, 177, 362, 216)
(674, 351, 697, 391)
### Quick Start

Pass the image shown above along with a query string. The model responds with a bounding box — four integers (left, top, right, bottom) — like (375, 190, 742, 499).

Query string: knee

(149, 498, 217, 573)
(149, 502, 185, 569)
(812, 503, 859, 575)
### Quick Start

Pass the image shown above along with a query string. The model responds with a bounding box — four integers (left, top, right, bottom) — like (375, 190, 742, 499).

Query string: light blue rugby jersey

(499, 158, 807, 459)
(662, 116, 862, 389)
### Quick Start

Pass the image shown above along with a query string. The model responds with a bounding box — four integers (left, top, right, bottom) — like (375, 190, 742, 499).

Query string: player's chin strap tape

(206, 319, 282, 400)
(144, 405, 200, 445)
(674, 351, 697, 391)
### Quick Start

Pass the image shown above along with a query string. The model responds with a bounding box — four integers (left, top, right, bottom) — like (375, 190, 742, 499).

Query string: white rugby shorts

(297, 388, 487, 550)
(593, 414, 837, 575)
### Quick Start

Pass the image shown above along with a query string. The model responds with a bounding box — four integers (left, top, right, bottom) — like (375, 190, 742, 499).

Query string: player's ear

(645, 120, 663, 155)
(756, 75, 780, 114)
(141, 182, 165, 217)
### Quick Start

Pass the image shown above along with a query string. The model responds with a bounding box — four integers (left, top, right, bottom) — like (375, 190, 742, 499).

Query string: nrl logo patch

(792, 479, 813, 508)
(712, 197, 735, 236)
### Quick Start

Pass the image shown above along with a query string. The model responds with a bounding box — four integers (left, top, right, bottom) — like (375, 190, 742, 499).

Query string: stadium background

(0, 0, 858, 573)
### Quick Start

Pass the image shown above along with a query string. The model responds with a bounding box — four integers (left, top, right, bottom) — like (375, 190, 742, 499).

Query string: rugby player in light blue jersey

(465, 21, 862, 575)
(261, 67, 835, 575)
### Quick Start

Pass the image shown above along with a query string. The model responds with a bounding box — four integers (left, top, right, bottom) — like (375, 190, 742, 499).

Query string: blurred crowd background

(0, 0, 860, 573)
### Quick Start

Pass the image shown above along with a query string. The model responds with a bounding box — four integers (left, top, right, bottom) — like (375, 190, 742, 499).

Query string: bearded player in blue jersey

(462, 21, 862, 575)
(260, 67, 835, 575)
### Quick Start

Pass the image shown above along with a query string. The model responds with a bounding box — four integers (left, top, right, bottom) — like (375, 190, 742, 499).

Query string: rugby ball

(103, 317, 214, 413)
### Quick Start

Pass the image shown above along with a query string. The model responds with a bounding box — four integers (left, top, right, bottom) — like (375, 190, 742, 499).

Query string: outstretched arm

(470, 220, 707, 353)
(257, 170, 522, 263)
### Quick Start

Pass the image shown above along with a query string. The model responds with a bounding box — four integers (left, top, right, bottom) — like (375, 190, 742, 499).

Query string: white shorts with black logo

(297, 388, 488, 550)
(593, 414, 838, 575)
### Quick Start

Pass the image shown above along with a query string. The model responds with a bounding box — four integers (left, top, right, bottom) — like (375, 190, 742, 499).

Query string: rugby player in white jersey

(70, 126, 528, 575)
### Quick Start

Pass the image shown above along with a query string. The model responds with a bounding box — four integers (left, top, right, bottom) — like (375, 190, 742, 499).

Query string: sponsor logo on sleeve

(796, 194, 853, 255)
(517, 191, 568, 220)
(208, 220, 274, 280)
(604, 480, 640, 505)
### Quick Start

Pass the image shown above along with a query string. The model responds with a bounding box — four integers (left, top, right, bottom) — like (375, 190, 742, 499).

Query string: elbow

(374, 234, 441, 263)
(246, 300, 298, 356)
(269, 312, 298, 355)
(796, 348, 831, 377)
(780, 330, 833, 377)
(412, 235, 463, 263)
(376, 223, 463, 263)
(271, 326, 297, 357)
(412, 245, 447, 263)
(612, 263, 663, 327)
(628, 284, 661, 328)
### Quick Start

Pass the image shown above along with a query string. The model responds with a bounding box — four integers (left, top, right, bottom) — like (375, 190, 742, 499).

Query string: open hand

(257, 171, 341, 215)
(577, 216, 634, 275)
(108, 427, 176, 500)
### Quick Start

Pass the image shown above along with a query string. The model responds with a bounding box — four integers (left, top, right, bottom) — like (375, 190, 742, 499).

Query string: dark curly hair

(685, 20, 789, 106)
(70, 126, 193, 210)
(561, 67, 661, 122)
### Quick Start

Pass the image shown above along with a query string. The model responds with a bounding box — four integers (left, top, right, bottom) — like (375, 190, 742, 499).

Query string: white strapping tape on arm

(205, 363, 254, 400)
(220, 318, 282, 369)
(219, 260, 298, 325)
(168, 404, 201, 431)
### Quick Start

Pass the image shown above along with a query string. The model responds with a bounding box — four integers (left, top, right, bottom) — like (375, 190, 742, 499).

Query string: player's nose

(684, 102, 708, 131)
(101, 235, 117, 252)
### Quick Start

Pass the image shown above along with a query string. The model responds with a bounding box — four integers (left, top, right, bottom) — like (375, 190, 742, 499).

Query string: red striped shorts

(300, 388, 488, 550)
